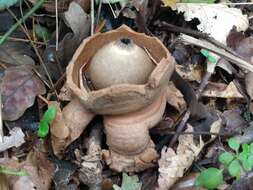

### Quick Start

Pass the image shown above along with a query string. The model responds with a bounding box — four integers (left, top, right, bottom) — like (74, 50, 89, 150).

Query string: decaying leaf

(63, 1, 90, 43)
(1, 65, 46, 121)
(0, 150, 54, 190)
(0, 42, 35, 66)
(157, 125, 204, 190)
(176, 4, 248, 44)
(202, 81, 244, 99)
(176, 64, 203, 82)
(47, 1, 91, 80)
(232, 37, 253, 100)
(0, 127, 25, 152)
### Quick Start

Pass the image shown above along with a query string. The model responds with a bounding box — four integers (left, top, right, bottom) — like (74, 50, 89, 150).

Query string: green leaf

(242, 155, 253, 171)
(0, 166, 28, 176)
(242, 158, 252, 171)
(0, 0, 19, 11)
(250, 143, 253, 153)
(218, 152, 234, 166)
(38, 120, 49, 138)
(242, 144, 250, 153)
(228, 138, 240, 152)
(113, 173, 142, 190)
(239, 152, 248, 163)
(34, 24, 51, 42)
(42, 106, 57, 124)
(195, 168, 223, 190)
(228, 160, 241, 179)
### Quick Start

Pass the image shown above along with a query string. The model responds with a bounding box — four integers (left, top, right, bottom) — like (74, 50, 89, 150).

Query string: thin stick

(179, 34, 253, 72)
(55, 0, 59, 50)
(0, 91, 3, 143)
(156, 21, 239, 57)
(0, 35, 45, 45)
(38, 95, 49, 105)
(169, 110, 190, 147)
(90, 0, 94, 35)
(96, 0, 103, 27)
(0, 0, 46, 45)
(165, 131, 236, 137)
(7, 9, 55, 89)
(220, 2, 253, 5)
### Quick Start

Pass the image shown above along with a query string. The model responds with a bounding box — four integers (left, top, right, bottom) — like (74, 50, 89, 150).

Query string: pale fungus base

(52, 25, 186, 172)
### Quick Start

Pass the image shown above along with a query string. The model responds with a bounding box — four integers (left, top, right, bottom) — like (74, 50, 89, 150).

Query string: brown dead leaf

(157, 125, 204, 190)
(176, 64, 203, 82)
(1, 65, 46, 121)
(0, 150, 54, 190)
(166, 83, 187, 113)
(63, 2, 90, 43)
(0, 41, 35, 66)
(202, 81, 243, 99)
(245, 72, 253, 100)
(235, 37, 253, 63)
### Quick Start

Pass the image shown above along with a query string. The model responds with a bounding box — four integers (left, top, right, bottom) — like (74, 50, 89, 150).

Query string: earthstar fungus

(52, 25, 186, 172)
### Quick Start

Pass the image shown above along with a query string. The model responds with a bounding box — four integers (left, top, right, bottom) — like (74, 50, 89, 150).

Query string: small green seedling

(196, 138, 253, 189)
(195, 168, 223, 190)
(113, 173, 142, 190)
(38, 106, 57, 138)
(0, 166, 29, 176)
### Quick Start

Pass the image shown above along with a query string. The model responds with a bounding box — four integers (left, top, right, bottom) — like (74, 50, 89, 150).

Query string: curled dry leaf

(157, 125, 204, 190)
(1, 65, 46, 121)
(202, 81, 243, 99)
(0, 127, 25, 152)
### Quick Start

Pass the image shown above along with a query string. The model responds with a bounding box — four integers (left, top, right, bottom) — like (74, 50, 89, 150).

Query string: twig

(165, 131, 236, 137)
(0, 35, 45, 45)
(169, 110, 190, 147)
(179, 34, 253, 72)
(156, 21, 240, 57)
(0, 91, 3, 143)
(96, 0, 103, 27)
(220, 2, 253, 5)
(90, 0, 94, 35)
(38, 95, 49, 105)
(0, 0, 46, 45)
(55, 0, 59, 50)
(7, 9, 54, 89)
